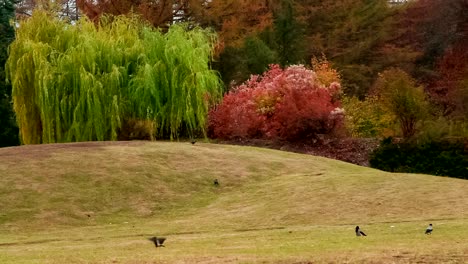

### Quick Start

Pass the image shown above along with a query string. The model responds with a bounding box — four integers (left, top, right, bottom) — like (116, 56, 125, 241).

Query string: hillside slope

(1, 141, 467, 233)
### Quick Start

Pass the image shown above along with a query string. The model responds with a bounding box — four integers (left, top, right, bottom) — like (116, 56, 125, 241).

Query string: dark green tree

(216, 36, 277, 90)
(244, 37, 277, 75)
(0, 0, 19, 147)
(270, 0, 305, 67)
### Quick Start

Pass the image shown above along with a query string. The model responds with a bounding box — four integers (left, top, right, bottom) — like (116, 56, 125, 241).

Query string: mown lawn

(1, 141, 467, 263)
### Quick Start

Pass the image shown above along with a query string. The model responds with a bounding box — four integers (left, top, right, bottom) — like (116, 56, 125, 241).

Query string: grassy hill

(1, 141, 467, 263)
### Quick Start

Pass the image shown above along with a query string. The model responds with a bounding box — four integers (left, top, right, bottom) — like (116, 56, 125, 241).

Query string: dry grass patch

(1, 141, 468, 263)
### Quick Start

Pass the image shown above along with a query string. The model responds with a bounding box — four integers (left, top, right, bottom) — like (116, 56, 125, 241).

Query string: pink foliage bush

(208, 64, 344, 141)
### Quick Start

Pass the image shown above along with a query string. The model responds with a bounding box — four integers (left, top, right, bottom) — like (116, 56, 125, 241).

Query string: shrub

(370, 137, 468, 179)
(342, 95, 398, 138)
(311, 56, 341, 87)
(208, 88, 266, 139)
(118, 118, 155, 141)
(208, 64, 344, 141)
(372, 68, 429, 138)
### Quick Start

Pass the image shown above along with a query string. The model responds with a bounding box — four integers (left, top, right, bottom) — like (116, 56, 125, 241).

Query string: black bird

(148, 236, 166, 247)
(191, 140, 196, 145)
(214, 179, 219, 186)
(355, 226, 367, 236)
(425, 224, 433, 235)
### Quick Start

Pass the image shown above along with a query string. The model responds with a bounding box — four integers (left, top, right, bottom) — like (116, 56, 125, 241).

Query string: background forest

(1, 0, 467, 177)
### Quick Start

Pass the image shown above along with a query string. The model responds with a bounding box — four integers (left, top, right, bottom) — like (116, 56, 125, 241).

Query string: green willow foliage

(6, 11, 222, 144)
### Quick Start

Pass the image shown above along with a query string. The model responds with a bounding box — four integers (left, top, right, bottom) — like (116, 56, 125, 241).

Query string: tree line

(1, 0, 467, 146)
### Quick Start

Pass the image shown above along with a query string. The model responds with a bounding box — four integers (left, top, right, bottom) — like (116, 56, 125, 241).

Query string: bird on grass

(148, 236, 166, 247)
(425, 224, 433, 235)
(355, 226, 367, 236)
(214, 179, 219, 186)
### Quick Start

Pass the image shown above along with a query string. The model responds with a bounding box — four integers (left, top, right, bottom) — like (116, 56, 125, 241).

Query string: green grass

(1, 141, 468, 263)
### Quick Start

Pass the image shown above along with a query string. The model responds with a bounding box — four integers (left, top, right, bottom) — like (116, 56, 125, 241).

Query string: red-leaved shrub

(208, 64, 344, 141)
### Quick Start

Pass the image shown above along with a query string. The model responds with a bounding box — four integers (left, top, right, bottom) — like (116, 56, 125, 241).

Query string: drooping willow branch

(6, 10, 222, 144)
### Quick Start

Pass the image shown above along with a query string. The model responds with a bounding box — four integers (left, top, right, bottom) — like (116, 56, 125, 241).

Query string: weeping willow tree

(6, 10, 222, 144)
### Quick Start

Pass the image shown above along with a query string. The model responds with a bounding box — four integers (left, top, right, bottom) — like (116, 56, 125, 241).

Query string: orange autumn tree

(193, 0, 276, 47)
(76, 0, 276, 46)
(428, 42, 468, 118)
(76, 0, 197, 28)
